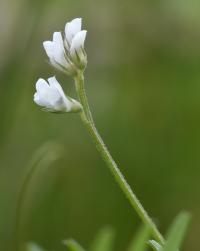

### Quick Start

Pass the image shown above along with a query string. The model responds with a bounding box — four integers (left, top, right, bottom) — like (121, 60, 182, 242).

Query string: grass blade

(127, 224, 150, 251)
(64, 239, 87, 251)
(90, 226, 115, 251)
(14, 142, 63, 251)
(162, 212, 191, 251)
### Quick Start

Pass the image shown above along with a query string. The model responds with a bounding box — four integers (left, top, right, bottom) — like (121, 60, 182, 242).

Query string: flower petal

(43, 40, 68, 72)
(52, 32, 68, 66)
(34, 93, 46, 106)
(34, 89, 51, 108)
(36, 78, 49, 92)
(70, 30, 87, 56)
(48, 76, 73, 110)
(45, 88, 61, 107)
(52, 32, 64, 47)
(35, 78, 56, 108)
(48, 76, 66, 98)
(65, 18, 82, 44)
(43, 41, 54, 59)
(48, 76, 61, 89)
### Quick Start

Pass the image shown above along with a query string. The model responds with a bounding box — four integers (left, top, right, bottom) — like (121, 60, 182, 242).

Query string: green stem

(74, 72, 165, 245)
(74, 71, 94, 124)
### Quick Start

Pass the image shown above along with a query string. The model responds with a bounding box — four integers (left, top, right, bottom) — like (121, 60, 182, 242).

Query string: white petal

(48, 76, 61, 89)
(50, 58, 66, 72)
(53, 32, 64, 47)
(34, 93, 46, 106)
(48, 76, 66, 98)
(52, 32, 68, 66)
(65, 18, 82, 44)
(48, 76, 73, 110)
(43, 41, 54, 59)
(36, 78, 49, 92)
(70, 30, 87, 56)
(34, 91, 51, 108)
(45, 88, 61, 107)
(43, 40, 68, 71)
(35, 78, 57, 108)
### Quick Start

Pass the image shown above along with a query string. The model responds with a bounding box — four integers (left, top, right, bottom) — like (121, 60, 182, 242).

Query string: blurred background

(0, 0, 200, 250)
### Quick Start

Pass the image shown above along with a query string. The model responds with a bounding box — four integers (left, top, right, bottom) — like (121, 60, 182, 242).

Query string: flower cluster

(34, 18, 86, 113)
(43, 18, 87, 75)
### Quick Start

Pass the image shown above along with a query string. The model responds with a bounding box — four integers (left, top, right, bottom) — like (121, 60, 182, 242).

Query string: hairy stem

(74, 71, 94, 124)
(74, 72, 165, 245)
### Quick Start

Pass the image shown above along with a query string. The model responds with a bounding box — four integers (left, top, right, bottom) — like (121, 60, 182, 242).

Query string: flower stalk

(74, 71, 94, 124)
(74, 71, 165, 245)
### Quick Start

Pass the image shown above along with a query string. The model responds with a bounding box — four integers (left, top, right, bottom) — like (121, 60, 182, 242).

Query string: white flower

(43, 18, 87, 74)
(34, 76, 82, 113)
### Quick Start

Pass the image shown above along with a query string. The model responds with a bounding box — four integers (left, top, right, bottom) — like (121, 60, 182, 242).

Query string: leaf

(148, 240, 162, 251)
(127, 224, 150, 251)
(64, 239, 87, 251)
(90, 226, 115, 251)
(162, 212, 191, 251)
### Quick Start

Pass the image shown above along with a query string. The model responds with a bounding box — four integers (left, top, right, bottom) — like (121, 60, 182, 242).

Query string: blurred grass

(0, 0, 200, 250)
(14, 142, 64, 251)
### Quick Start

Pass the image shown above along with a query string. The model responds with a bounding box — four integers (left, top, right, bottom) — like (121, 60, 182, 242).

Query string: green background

(0, 0, 200, 250)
